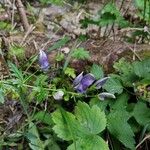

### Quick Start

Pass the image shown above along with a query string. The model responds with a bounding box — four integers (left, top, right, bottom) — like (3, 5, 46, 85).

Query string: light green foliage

(133, 101, 150, 128)
(90, 64, 104, 79)
(52, 102, 108, 149)
(103, 77, 123, 94)
(64, 67, 76, 78)
(9, 45, 25, 59)
(107, 110, 135, 150)
(71, 47, 90, 60)
(0, 21, 11, 30)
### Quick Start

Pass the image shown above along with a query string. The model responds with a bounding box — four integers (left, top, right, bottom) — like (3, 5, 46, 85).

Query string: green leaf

(107, 110, 135, 149)
(133, 101, 150, 128)
(48, 36, 69, 52)
(0, 89, 4, 104)
(33, 111, 53, 125)
(27, 122, 45, 150)
(113, 58, 137, 87)
(133, 59, 150, 78)
(103, 77, 123, 94)
(64, 67, 76, 78)
(8, 62, 24, 81)
(52, 108, 86, 141)
(67, 135, 109, 150)
(90, 64, 104, 79)
(71, 48, 90, 60)
(75, 101, 106, 134)
(52, 102, 107, 144)
(111, 93, 129, 111)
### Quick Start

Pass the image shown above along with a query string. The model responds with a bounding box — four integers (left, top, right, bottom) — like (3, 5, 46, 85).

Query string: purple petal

(39, 50, 50, 71)
(95, 77, 110, 89)
(98, 92, 116, 101)
(81, 73, 95, 90)
(73, 72, 83, 87)
(74, 83, 85, 93)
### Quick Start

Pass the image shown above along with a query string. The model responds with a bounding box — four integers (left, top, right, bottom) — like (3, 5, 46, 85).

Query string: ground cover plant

(0, 0, 150, 150)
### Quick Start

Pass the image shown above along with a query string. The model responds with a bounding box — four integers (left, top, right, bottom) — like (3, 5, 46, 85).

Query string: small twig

(20, 25, 35, 46)
(136, 134, 150, 149)
(15, 0, 30, 31)
(124, 42, 142, 61)
(11, 0, 15, 30)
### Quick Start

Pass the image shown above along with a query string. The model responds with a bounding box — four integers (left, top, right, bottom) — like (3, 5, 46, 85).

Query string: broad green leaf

(133, 59, 150, 78)
(107, 110, 135, 149)
(52, 108, 86, 141)
(48, 36, 69, 52)
(75, 101, 106, 134)
(133, 101, 150, 128)
(111, 93, 129, 111)
(71, 48, 90, 60)
(113, 58, 137, 87)
(67, 135, 109, 150)
(27, 122, 45, 150)
(103, 78, 123, 94)
(90, 64, 104, 79)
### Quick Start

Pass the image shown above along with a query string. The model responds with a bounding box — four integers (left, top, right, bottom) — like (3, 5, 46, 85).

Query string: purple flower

(98, 92, 116, 101)
(94, 77, 110, 89)
(39, 50, 50, 71)
(73, 73, 95, 93)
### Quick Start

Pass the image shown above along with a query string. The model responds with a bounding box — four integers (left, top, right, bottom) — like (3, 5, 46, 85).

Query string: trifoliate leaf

(90, 64, 104, 79)
(107, 110, 135, 149)
(133, 101, 150, 128)
(75, 101, 106, 134)
(71, 48, 90, 60)
(103, 78, 123, 94)
(67, 135, 109, 150)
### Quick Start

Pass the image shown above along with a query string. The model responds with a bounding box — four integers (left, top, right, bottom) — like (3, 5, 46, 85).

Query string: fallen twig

(15, 0, 30, 31)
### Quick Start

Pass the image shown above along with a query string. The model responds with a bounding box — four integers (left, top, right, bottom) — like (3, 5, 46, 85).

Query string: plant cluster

(0, 45, 150, 149)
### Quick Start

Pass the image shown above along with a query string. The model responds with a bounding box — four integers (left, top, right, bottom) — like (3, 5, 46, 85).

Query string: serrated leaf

(107, 110, 135, 149)
(112, 93, 129, 111)
(133, 59, 150, 78)
(133, 101, 150, 127)
(103, 78, 123, 94)
(67, 135, 109, 150)
(75, 102, 106, 134)
(52, 108, 86, 141)
(90, 64, 104, 79)
(71, 48, 90, 60)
